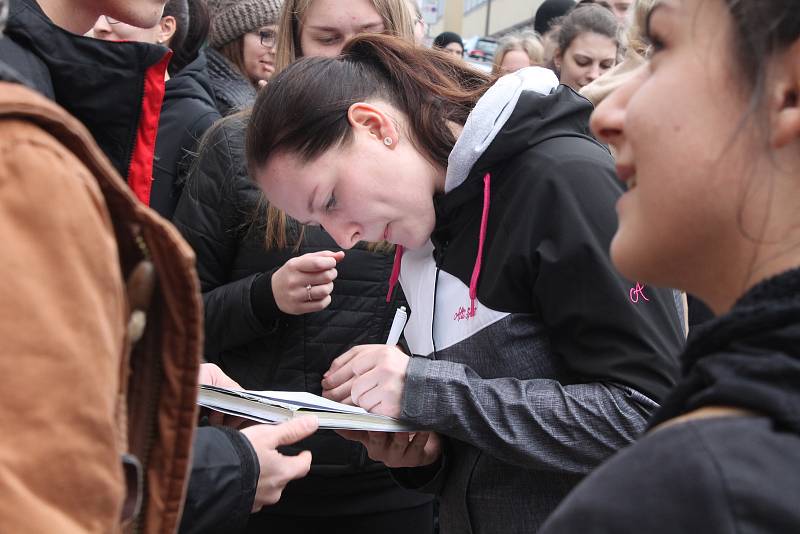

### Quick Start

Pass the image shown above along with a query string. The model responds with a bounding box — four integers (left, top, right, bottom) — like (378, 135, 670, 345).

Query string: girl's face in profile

(591, 0, 771, 310)
(258, 103, 444, 251)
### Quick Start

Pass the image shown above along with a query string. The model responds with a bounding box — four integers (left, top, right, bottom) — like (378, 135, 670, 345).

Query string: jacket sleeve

(178, 426, 259, 534)
(172, 118, 285, 357)
(399, 150, 684, 477)
(0, 121, 125, 532)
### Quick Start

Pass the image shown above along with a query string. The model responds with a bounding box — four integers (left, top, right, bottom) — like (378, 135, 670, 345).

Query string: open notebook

(198, 385, 415, 432)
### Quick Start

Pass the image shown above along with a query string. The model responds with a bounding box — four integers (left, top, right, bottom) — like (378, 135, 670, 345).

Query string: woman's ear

(770, 40, 800, 149)
(553, 48, 563, 70)
(347, 102, 399, 148)
(158, 15, 177, 46)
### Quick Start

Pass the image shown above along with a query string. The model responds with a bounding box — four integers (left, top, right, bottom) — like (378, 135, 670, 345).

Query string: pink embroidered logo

(453, 305, 477, 322)
(629, 282, 650, 303)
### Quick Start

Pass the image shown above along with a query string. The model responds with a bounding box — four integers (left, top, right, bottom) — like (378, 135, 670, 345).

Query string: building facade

(422, 0, 546, 40)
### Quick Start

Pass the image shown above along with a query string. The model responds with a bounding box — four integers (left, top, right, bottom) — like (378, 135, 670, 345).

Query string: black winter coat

(172, 115, 432, 518)
(179, 426, 259, 534)
(151, 51, 220, 219)
(541, 267, 800, 533)
(4, 0, 168, 203)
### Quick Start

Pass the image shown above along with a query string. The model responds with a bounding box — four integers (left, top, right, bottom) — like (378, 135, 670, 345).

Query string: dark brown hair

(216, 36, 250, 83)
(247, 34, 492, 181)
(170, 0, 211, 74)
(723, 0, 800, 110)
(556, 4, 619, 57)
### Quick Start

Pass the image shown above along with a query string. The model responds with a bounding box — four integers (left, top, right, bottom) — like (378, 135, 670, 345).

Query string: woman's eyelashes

(314, 34, 340, 45)
(324, 192, 337, 212)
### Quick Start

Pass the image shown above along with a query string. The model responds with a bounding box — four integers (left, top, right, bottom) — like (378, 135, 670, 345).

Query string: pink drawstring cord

(469, 173, 491, 317)
(386, 245, 404, 302)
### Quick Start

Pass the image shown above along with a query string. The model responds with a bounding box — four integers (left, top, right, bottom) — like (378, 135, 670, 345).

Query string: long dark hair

(163, 0, 190, 75)
(247, 34, 491, 180)
(556, 4, 619, 56)
(723, 0, 800, 115)
(169, 0, 210, 74)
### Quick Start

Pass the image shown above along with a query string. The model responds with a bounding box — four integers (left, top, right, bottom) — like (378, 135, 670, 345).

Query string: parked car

(466, 36, 498, 63)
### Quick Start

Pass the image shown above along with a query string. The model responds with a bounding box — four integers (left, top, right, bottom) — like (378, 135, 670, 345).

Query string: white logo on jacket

(400, 241, 509, 356)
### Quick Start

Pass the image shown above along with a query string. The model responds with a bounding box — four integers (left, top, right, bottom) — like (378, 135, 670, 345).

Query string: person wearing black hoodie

(245, 35, 685, 533)
(91, 0, 221, 218)
(538, 0, 800, 531)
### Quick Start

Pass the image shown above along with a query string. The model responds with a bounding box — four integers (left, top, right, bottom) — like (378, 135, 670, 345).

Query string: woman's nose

(323, 222, 360, 250)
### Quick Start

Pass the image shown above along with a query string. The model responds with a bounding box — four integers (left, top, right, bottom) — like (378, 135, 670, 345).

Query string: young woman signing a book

(245, 34, 686, 532)
(172, 1, 435, 532)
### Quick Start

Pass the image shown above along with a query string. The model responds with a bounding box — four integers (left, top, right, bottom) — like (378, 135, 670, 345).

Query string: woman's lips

(616, 164, 637, 190)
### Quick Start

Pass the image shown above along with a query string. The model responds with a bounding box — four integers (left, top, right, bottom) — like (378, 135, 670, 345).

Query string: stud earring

(383, 137, 393, 146)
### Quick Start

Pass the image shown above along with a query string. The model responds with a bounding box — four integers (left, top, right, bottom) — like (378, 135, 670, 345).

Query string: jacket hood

(445, 66, 558, 194)
(649, 267, 800, 435)
(442, 73, 600, 215)
(6, 0, 170, 205)
(165, 50, 216, 108)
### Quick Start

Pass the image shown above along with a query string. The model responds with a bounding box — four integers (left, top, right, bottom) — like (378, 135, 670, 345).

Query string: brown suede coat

(0, 82, 202, 533)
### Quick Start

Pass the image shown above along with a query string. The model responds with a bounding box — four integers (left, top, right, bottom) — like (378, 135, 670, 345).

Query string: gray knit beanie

(208, 0, 282, 48)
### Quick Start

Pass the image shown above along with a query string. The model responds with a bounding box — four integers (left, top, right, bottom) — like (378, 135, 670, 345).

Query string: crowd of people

(1, 0, 798, 533)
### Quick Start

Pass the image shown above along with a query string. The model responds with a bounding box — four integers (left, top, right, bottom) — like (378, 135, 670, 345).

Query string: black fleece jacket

(541, 268, 800, 533)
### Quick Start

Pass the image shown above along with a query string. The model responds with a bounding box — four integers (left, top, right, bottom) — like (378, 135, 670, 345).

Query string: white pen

(385, 306, 408, 346)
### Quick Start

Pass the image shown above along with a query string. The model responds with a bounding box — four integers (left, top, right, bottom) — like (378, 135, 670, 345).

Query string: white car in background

(462, 36, 497, 73)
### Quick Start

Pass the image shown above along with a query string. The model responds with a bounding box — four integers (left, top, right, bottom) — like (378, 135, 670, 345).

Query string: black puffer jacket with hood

(172, 114, 432, 518)
(152, 50, 220, 218)
(541, 267, 800, 533)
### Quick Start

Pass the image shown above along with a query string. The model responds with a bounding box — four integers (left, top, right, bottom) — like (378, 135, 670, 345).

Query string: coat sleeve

(178, 426, 259, 534)
(399, 148, 684, 477)
(0, 120, 125, 532)
(172, 118, 285, 357)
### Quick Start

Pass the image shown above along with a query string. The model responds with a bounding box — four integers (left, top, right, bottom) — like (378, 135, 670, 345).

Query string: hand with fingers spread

(336, 430, 442, 468)
(271, 250, 345, 315)
(321, 344, 410, 418)
(240, 417, 319, 512)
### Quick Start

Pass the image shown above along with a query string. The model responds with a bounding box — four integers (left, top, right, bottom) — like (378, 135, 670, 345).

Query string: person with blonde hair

(492, 31, 545, 75)
(172, 1, 433, 533)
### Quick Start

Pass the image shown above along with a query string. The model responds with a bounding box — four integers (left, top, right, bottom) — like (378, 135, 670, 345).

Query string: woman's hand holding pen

(321, 345, 410, 418)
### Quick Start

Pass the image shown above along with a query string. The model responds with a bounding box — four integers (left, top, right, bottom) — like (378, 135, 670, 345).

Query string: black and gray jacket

(540, 267, 800, 534)
(172, 115, 432, 519)
(391, 69, 685, 533)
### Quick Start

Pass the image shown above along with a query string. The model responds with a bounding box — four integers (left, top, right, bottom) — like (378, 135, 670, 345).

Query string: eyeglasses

(104, 15, 121, 25)
(259, 30, 277, 48)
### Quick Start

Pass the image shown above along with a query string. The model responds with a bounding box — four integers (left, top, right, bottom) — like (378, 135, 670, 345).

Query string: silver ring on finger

(306, 284, 313, 302)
